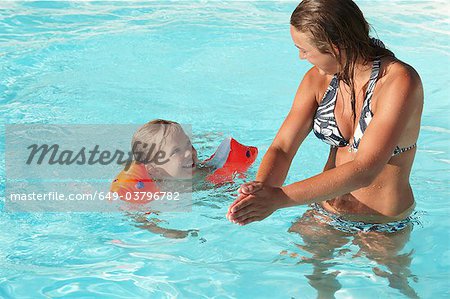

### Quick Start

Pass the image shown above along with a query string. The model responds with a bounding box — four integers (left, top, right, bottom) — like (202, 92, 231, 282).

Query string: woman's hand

(226, 181, 288, 225)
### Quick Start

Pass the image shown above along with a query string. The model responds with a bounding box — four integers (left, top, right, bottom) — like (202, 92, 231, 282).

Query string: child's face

(149, 129, 198, 179)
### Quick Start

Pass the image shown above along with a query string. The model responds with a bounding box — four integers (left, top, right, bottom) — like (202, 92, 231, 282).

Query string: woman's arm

(228, 64, 423, 224)
(256, 67, 320, 187)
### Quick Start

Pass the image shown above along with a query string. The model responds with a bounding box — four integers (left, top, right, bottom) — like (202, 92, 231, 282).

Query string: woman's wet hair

(290, 0, 394, 124)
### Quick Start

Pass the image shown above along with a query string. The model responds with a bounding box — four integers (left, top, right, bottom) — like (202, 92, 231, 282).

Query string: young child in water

(112, 119, 258, 197)
(133, 119, 198, 178)
(111, 119, 257, 238)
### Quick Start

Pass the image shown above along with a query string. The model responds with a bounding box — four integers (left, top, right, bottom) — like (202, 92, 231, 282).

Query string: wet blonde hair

(131, 119, 184, 163)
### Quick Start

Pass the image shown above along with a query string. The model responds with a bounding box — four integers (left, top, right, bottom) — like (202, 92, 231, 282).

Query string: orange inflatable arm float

(110, 162, 159, 204)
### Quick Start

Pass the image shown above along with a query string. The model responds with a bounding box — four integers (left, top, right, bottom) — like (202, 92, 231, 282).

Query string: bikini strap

(348, 58, 382, 151)
(365, 57, 381, 108)
(318, 75, 339, 106)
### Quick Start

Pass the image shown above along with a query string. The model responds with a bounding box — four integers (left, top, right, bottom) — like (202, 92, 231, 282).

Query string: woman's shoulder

(302, 66, 334, 104)
(375, 56, 424, 110)
(381, 56, 422, 88)
(303, 66, 334, 84)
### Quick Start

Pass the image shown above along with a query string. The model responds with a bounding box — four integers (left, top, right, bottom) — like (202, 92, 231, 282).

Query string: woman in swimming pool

(227, 0, 424, 226)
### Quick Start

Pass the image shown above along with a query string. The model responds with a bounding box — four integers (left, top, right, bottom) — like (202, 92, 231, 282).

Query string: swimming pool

(1, 1, 449, 298)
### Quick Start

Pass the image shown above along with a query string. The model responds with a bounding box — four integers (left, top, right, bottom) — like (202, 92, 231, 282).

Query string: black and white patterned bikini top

(312, 41, 416, 156)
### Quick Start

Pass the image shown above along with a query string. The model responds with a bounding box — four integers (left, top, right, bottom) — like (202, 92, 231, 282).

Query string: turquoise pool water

(1, 1, 449, 298)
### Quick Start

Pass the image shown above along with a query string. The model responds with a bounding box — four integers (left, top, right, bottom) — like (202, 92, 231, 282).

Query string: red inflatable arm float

(202, 137, 258, 184)
(110, 137, 258, 202)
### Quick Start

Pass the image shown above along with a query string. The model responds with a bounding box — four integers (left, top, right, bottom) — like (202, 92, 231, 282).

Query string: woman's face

(290, 25, 339, 75)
